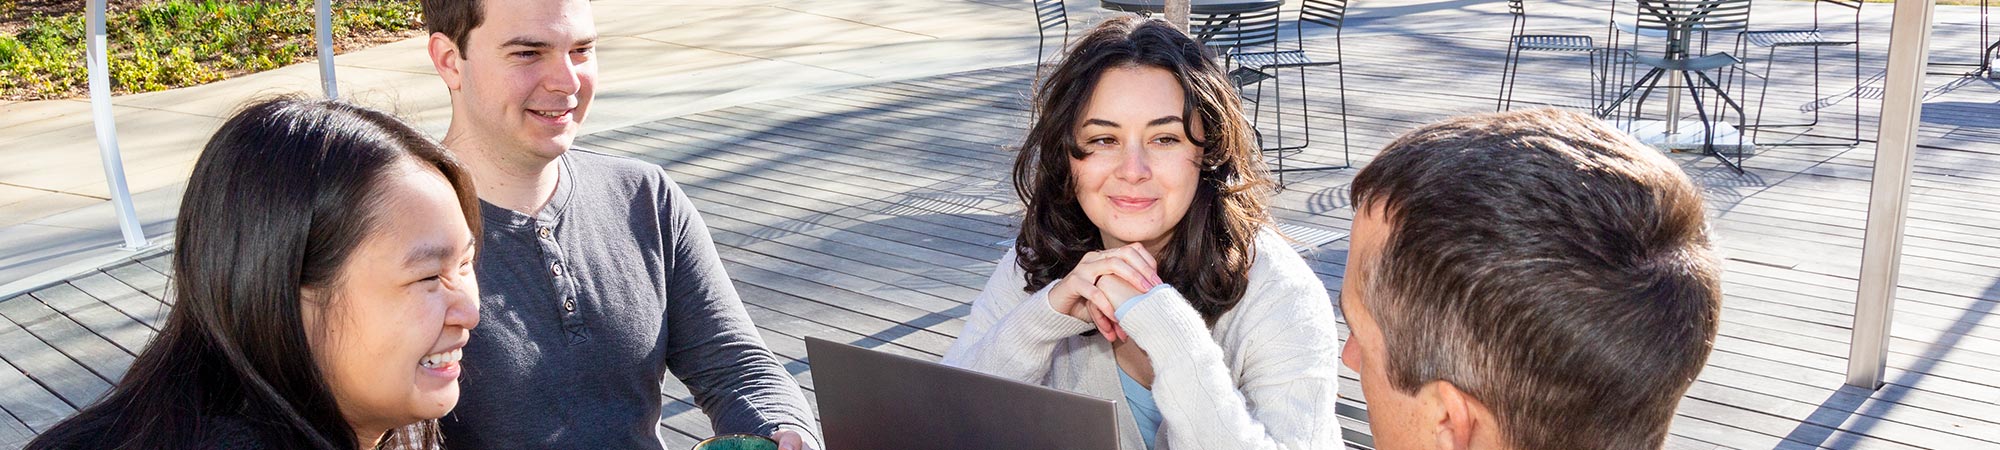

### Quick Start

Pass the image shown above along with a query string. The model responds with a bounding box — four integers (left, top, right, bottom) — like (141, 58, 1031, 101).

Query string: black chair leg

(1336, 59, 1351, 168)
(1692, 70, 1749, 172)
(1499, 42, 1520, 111)
(1682, 71, 1740, 173)
(1273, 65, 1288, 185)
(1587, 49, 1601, 111)
(1750, 45, 1776, 145)
(1602, 67, 1664, 118)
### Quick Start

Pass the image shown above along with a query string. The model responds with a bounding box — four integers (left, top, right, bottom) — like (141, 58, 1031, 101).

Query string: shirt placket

(539, 222, 589, 345)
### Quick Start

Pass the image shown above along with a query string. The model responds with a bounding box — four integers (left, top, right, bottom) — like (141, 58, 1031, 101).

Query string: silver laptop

(805, 336, 1119, 450)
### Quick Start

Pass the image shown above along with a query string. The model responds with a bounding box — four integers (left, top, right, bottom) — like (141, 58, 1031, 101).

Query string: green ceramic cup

(690, 433, 780, 450)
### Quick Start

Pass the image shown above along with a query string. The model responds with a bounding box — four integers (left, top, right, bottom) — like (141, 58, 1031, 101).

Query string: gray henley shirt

(439, 149, 817, 449)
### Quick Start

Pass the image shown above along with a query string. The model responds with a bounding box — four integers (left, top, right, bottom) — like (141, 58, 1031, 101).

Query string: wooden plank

(657, 396, 715, 446)
(633, 115, 1010, 195)
(656, 422, 706, 450)
(29, 283, 152, 354)
(599, 124, 1014, 224)
(102, 262, 171, 305)
(0, 410, 36, 448)
(736, 284, 944, 360)
(136, 253, 172, 276)
(0, 287, 133, 384)
(65, 271, 167, 331)
(0, 307, 110, 410)
(736, 281, 947, 358)
(1688, 366, 2000, 446)
(584, 131, 1019, 246)
(721, 249, 967, 328)
(688, 186, 1002, 283)
(0, 344, 73, 433)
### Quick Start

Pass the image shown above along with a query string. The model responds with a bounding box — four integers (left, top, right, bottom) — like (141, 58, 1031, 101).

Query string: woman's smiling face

(1070, 65, 1204, 251)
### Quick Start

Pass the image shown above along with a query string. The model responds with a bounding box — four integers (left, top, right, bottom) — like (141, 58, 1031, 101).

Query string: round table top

(1099, 0, 1284, 15)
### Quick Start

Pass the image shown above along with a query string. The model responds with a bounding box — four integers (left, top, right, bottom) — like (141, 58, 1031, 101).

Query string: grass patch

(0, 0, 420, 100)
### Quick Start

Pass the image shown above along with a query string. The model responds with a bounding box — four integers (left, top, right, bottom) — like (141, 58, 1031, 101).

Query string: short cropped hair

(1349, 109, 1722, 449)
(422, 0, 483, 56)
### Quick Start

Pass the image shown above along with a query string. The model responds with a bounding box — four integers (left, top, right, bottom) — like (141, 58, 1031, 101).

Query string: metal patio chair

(1737, 0, 1863, 147)
(1204, 1, 1353, 185)
(1498, 0, 1606, 112)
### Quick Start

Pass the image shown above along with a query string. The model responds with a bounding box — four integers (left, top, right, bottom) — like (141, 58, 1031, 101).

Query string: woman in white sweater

(942, 15, 1344, 450)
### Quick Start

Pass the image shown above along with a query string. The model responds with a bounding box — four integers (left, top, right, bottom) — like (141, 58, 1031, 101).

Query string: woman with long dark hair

(942, 16, 1343, 449)
(26, 97, 483, 450)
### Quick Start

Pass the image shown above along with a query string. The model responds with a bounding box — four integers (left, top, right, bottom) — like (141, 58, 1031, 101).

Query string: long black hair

(1014, 15, 1275, 325)
(25, 97, 480, 450)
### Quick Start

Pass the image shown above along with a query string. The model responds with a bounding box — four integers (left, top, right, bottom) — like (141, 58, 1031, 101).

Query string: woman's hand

(1047, 243, 1161, 342)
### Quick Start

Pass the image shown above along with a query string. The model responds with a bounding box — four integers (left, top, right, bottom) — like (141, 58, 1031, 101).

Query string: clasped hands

(1046, 243, 1161, 343)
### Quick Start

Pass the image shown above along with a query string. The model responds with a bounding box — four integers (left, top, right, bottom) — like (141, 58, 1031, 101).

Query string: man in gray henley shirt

(420, 0, 818, 448)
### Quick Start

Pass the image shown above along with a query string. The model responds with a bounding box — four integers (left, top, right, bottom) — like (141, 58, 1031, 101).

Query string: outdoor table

(1599, 0, 1752, 167)
(1099, 0, 1284, 15)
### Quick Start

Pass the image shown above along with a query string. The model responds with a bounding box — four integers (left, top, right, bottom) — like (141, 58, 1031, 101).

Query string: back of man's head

(1347, 108, 1721, 449)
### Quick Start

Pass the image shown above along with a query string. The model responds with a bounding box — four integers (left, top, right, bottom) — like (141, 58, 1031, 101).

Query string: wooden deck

(2, 21, 1997, 450)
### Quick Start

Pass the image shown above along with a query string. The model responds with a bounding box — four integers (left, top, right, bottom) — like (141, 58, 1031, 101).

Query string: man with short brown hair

(420, 0, 818, 448)
(1339, 109, 1722, 449)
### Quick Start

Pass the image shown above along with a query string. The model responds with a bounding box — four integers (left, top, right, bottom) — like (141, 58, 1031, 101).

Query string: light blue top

(1115, 285, 1169, 450)
(1114, 284, 1169, 321)
(1119, 366, 1162, 450)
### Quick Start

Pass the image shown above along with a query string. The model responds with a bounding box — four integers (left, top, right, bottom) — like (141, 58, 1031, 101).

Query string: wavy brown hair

(1013, 15, 1274, 325)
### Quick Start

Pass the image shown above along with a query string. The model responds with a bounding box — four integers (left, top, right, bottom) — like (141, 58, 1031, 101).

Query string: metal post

(1665, 26, 1685, 139)
(1666, 70, 1682, 137)
(1166, 0, 1190, 32)
(1848, 0, 1934, 390)
(316, 0, 338, 99)
(86, 0, 147, 250)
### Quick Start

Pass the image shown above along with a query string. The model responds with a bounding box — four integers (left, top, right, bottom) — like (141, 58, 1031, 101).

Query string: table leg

(1667, 66, 1683, 139)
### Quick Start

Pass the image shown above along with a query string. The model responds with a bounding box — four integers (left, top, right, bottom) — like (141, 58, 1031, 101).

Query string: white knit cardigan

(942, 231, 1345, 450)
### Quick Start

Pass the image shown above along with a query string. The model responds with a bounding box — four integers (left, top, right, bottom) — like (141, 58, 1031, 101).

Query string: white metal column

(86, 0, 147, 250)
(1848, 0, 1935, 390)
(316, 0, 339, 99)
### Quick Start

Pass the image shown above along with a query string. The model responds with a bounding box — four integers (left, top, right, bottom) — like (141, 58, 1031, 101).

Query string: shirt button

(538, 226, 553, 239)
(551, 262, 563, 277)
(563, 298, 576, 312)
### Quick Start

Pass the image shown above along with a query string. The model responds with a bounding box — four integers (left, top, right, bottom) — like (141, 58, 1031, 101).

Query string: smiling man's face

(442, 0, 598, 160)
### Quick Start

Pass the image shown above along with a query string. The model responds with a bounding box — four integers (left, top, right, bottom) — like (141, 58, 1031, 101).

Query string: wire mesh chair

(1600, 0, 1754, 173)
(1202, 1, 1352, 186)
(1736, 0, 1862, 147)
(1192, 5, 1283, 73)
(1033, 0, 1069, 84)
(1932, 0, 1996, 78)
(1498, 0, 1605, 112)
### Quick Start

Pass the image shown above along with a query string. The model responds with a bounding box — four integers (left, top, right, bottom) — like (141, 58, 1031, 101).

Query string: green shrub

(1, 0, 421, 100)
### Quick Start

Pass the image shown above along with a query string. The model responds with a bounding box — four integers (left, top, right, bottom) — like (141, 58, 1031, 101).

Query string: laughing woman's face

(305, 161, 481, 444)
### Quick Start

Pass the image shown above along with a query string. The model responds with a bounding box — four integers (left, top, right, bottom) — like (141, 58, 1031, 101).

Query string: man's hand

(772, 428, 815, 450)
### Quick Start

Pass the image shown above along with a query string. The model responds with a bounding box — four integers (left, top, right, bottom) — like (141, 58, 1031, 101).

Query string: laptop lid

(805, 336, 1119, 450)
